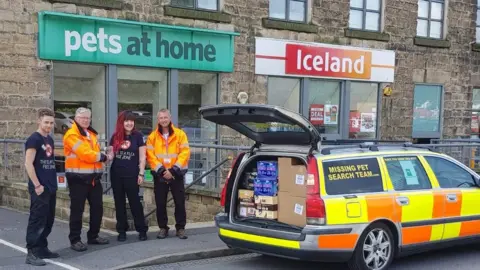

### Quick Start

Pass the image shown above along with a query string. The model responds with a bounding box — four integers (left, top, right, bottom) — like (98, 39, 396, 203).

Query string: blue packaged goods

(253, 178, 278, 196)
(257, 161, 278, 178)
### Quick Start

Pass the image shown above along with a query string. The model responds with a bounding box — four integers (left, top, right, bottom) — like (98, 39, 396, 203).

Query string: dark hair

(38, 108, 54, 119)
(111, 111, 137, 153)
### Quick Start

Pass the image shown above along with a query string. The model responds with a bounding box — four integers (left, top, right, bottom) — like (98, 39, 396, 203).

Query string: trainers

(139, 232, 147, 241)
(37, 247, 60, 259)
(156, 228, 169, 239)
(70, 241, 87, 252)
(87, 236, 109, 245)
(25, 249, 46, 266)
(176, 229, 188, 240)
(117, 233, 127, 242)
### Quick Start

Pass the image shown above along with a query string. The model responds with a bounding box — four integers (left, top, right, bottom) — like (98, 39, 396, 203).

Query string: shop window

(416, 0, 445, 39)
(349, 82, 379, 139)
(471, 88, 480, 138)
(307, 80, 341, 135)
(52, 62, 106, 142)
(349, 0, 382, 31)
(171, 0, 219, 11)
(178, 71, 218, 187)
(117, 67, 168, 138)
(269, 0, 307, 23)
(267, 77, 300, 113)
(412, 84, 443, 138)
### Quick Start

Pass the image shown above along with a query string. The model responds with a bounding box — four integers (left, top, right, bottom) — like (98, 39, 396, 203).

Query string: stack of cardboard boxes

(278, 158, 307, 227)
(237, 158, 307, 227)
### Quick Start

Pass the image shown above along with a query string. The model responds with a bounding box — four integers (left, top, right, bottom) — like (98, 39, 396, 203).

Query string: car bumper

(215, 214, 355, 263)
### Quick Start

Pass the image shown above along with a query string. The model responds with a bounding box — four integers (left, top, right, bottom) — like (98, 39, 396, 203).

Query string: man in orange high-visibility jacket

(146, 108, 190, 240)
(63, 107, 113, 252)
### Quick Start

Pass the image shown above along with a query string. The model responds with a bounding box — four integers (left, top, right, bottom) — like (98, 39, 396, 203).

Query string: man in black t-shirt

(24, 108, 59, 267)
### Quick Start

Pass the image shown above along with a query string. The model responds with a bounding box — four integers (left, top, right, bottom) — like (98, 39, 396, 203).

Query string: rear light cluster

(306, 155, 326, 225)
(220, 154, 242, 207)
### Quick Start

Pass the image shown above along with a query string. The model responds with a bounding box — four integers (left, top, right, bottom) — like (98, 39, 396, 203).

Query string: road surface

(131, 244, 480, 270)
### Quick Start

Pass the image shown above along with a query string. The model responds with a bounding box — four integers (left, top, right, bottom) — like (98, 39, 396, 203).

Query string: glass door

(304, 79, 343, 140)
(348, 82, 380, 139)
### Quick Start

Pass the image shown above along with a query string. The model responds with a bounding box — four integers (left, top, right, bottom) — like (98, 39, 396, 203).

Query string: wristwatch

(139, 173, 144, 177)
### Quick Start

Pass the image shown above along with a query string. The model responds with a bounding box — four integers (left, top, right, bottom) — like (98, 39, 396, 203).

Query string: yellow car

(199, 104, 480, 270)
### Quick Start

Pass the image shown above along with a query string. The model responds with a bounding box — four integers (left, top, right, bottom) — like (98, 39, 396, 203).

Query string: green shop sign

(38, 11, 238, 72)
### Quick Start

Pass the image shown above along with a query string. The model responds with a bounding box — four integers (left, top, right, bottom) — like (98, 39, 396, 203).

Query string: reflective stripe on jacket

(63, 122, 105, 176)
(146, 123, 190, 172)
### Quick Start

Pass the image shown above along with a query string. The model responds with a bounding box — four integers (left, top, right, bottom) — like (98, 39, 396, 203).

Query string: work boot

(139, 232, 147, 241)
(117, 233, 127, 242)
(156, 228, 169, 239)
(70, 241, 88, 252)
(176, 229, 188, 240)
(87, 236, 109, 245)
(37, 247, 60, 259)
(25, 249, 46, 266)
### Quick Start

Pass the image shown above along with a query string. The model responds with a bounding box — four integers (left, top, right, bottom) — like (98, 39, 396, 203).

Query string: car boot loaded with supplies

(237, 158, 308, 228)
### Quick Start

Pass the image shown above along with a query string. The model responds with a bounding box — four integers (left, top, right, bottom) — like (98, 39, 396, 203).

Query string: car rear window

(322, 158, 383, 195)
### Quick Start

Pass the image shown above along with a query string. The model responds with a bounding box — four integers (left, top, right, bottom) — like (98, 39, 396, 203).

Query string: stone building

(1, 0, 480, 166)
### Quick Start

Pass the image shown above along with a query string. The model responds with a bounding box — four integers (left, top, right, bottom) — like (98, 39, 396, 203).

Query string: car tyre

(347, 223, 395, 270)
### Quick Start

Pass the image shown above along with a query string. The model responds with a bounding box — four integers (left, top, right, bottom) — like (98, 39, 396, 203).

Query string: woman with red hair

(108, 111, 148, 242)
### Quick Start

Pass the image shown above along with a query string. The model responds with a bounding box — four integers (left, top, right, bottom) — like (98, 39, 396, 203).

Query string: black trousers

(26, 189, 56, 250)
(111, 173, 148, 233)
(68, 181, 103, 244)
(154, 176, 186, 230)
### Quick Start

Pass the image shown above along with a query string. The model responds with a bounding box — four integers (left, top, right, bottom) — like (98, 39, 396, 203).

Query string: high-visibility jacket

(63, 121, 106, 184)
(146, 123, 190, 173)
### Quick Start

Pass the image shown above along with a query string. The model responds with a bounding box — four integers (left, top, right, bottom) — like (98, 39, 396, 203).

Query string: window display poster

(472, 114, 479, 134)
(412, 85, 442, 133)
(399, 160, 420, 185)
(350, 111, 361, 133)
(309, 104, 324, 125)
(324, 104, 338, 125)
(360, 113, 376, 133)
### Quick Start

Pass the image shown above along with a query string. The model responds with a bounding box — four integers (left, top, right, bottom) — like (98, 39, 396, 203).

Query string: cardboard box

(254, 195, 278, 205)
(238, 189, 254, 203)
(255, 209, 278, 219)
(238, 203, 256, 217)
(278, 157, 307, 198)
(278, 191, 306, 227)
(256, 204, 278, 211)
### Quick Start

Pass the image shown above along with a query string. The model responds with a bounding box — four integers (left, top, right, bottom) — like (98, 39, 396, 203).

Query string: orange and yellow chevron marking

(365, 194, 397, 222)
(318, 234, 359, 249)
(459, 220, 480, 237)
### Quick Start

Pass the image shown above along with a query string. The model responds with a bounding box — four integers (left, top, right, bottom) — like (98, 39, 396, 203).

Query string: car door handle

(396, 196, 409, 206)
(446, 194, 458, 202)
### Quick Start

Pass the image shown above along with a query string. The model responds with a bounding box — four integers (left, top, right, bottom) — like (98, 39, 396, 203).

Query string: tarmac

(0, 207, 244, 270)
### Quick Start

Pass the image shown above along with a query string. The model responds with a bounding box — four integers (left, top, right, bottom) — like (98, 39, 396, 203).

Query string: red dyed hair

(111, 111, 137, 153)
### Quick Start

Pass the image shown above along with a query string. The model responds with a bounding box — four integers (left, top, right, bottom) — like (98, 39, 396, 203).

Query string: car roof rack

(321, 139, 409, 145)
(320, 142, 434, 155)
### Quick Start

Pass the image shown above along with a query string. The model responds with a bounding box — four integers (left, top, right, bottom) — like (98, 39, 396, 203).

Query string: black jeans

(68, 181, 103, 244)
(154, 176, 186, 230)
(26, 189, 56, 250)
(111, 173, 148, 234)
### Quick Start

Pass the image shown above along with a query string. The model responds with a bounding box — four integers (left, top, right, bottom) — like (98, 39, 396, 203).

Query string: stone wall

(0, 0, 479, 138)
(0, 180, 221, 230)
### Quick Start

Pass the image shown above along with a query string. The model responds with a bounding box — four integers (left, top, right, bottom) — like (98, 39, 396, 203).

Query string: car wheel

(348, 223, 395, 270)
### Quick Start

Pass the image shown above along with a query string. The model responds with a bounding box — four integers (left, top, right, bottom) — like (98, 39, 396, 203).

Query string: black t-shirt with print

(25, 132, 57, 192)
(109, 131, 145, 178)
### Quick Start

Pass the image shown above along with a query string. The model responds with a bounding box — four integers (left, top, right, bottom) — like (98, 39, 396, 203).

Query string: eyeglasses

(77, 116, 91, 120)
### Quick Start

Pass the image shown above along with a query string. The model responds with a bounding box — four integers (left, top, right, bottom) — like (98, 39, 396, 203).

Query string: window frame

(412, 83, 444, 139)
(416, 0, 445, 39)
(423, 155, 479, 189)
(349, 0, 383, 32)
(170, 0, 220, 12)
(269, 0, 308, 23)
(477, 2, 480, 43)
(382, 155, 433, 191)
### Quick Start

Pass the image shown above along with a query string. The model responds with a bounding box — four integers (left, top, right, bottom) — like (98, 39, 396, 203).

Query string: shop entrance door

(347, 82, 381, 140)
(302, 79, 344, 141)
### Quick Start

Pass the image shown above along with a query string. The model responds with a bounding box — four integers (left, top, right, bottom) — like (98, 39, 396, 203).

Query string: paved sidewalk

(0, 207, 233, 270)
